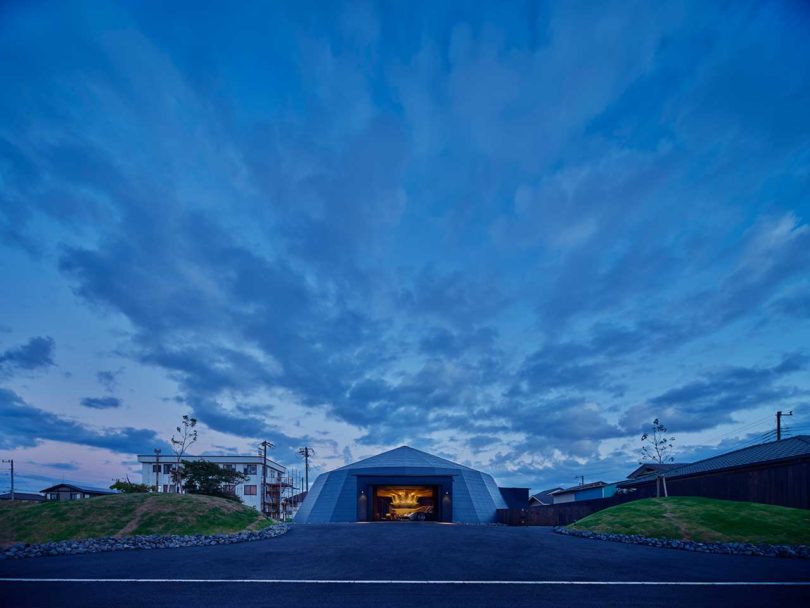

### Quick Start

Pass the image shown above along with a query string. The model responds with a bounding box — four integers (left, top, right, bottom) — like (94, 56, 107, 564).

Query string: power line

(736, 430, 777, 450)
(712, 428, 777, 454)
(692, 415, 776, 453)
(710, 415, 774, 441)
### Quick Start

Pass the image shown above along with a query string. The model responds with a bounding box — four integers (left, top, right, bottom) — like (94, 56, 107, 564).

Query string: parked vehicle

(404, 505, 433, 521)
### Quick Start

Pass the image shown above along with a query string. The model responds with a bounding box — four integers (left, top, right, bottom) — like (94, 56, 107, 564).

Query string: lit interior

(375, 486, 435, 520)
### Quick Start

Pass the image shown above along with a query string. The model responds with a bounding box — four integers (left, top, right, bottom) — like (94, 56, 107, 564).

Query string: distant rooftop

(620, 436, 810, 486)
(40, 483, 118, 495)
(529, 487, 563, 505)
(551, 481, 607, 496)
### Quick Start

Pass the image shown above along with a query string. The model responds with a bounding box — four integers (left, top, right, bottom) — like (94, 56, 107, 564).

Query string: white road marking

(0, 578, 808, 586)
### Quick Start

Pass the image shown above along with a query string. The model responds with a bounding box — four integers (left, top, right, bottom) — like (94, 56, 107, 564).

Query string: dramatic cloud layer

(0, 388, 165, 454)
(80, 396, 122, 410)
(0, 0, 808, 491)
(0, 337, 55, 377)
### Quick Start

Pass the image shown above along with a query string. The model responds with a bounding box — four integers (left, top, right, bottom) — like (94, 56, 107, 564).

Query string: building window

(47, 493, 57, 500)
(152, 464, 160, 472)
(222, 484, 236, 495)
(70, 492, 81, 500)
(222, 464, 235, 471)
(244, 485, 257, 496)
(162, 484, 170, 493)
(244, 464, 257, 475)
(163, 464, 174, 474)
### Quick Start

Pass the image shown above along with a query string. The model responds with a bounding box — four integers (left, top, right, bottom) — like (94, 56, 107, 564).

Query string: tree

(640, 418, 676, 497)
(170, 415, 198, 493)
(110, 477, 150, 493)
(178, 459, 247, 502)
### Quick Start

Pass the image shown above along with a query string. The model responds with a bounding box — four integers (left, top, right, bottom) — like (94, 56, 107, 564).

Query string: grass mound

(0, 493, 273, 545)
(570, 497, 810, 545)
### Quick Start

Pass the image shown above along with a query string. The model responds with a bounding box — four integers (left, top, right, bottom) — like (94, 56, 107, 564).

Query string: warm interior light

(375, 486, 436, 519)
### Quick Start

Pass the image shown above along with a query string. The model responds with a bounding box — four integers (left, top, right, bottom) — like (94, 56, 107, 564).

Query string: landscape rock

(0, 523, 289, 560)
(553, 526, 810, 559)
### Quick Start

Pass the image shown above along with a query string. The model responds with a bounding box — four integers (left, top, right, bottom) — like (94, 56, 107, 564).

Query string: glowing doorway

(373, 486, 437, 521)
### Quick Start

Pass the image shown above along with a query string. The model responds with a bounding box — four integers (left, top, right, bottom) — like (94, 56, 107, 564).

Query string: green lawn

(570, 497, 810, 545)
(0, 493, 273, 545)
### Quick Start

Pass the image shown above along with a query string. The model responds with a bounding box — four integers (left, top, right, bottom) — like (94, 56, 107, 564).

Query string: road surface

(1, 523, 808, 607)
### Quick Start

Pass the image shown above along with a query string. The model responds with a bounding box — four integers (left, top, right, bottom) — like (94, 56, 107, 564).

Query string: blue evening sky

(1, 0, 809, 493)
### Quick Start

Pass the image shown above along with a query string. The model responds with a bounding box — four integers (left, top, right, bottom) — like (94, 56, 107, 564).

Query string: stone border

(1, 523, 289, 560)
(554, 526, 810, 559)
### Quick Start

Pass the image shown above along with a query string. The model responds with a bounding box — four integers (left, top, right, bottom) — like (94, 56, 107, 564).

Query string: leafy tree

(170, 415, 198, 492)
(640, 418, 676, 497)
(179, 459, 247, 502)
(110, 478, 150, 493)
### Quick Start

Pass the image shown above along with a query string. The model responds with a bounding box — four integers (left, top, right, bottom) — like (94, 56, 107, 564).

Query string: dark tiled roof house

(529, 487, 563, 507)
(618, 436, 810, 509)
(40, 483, 118, 501)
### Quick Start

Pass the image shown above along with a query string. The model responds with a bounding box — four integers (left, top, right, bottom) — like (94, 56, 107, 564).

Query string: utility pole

(776, 410, 793, 441)
(298, 447, 314, 492)
(575, 475, 584, 486)
(1, 459, 13, 500)
(154, 448, 161, 492)
(259, 441, 274, 516)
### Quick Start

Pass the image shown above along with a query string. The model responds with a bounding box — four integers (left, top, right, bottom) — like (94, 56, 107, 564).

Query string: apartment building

(137, 453, 286, 514)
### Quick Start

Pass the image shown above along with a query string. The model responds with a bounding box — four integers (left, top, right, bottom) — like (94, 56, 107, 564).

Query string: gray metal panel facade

(295, 446, 507, 524)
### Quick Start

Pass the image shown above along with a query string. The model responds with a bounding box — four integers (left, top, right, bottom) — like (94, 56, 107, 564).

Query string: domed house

(294, 446, 522, 524)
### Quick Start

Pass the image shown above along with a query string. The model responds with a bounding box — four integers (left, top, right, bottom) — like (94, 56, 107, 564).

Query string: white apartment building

(137, 453, 286, 514)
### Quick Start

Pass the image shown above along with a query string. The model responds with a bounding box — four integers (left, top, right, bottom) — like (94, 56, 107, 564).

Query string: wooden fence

(497, 493, 637, 526)
(498, 456, 810, 526)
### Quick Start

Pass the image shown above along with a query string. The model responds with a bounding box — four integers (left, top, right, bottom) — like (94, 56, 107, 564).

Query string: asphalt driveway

(1, 523, 809, 607)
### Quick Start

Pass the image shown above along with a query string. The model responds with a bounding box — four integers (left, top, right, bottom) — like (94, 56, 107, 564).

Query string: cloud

(0, 0, 808, 485)
(96, 368, 124, 393)
(418, 326, 499, 358)
(771, 290, 810, 320)
(398, 268, 508, 328)
(620, 354, 808, 433)
(712, 214, 810, 324)
(509, 344, 616, 396)
(0, 336, 55, 376)
(34, 462, 79, 471)
(493, 398, 624, 445)
(0, 388, 166, 453)
(80, 396, 122, 409)
(467, 435, 500, 450)
(342, 445, 353, 465)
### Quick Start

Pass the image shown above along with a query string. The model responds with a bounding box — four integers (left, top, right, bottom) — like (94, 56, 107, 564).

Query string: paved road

(2, 524, 809, 607)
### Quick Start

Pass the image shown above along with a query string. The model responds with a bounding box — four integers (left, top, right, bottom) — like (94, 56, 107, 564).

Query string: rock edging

(554, 526, 810, 559)
(1, 523, 289, 560)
